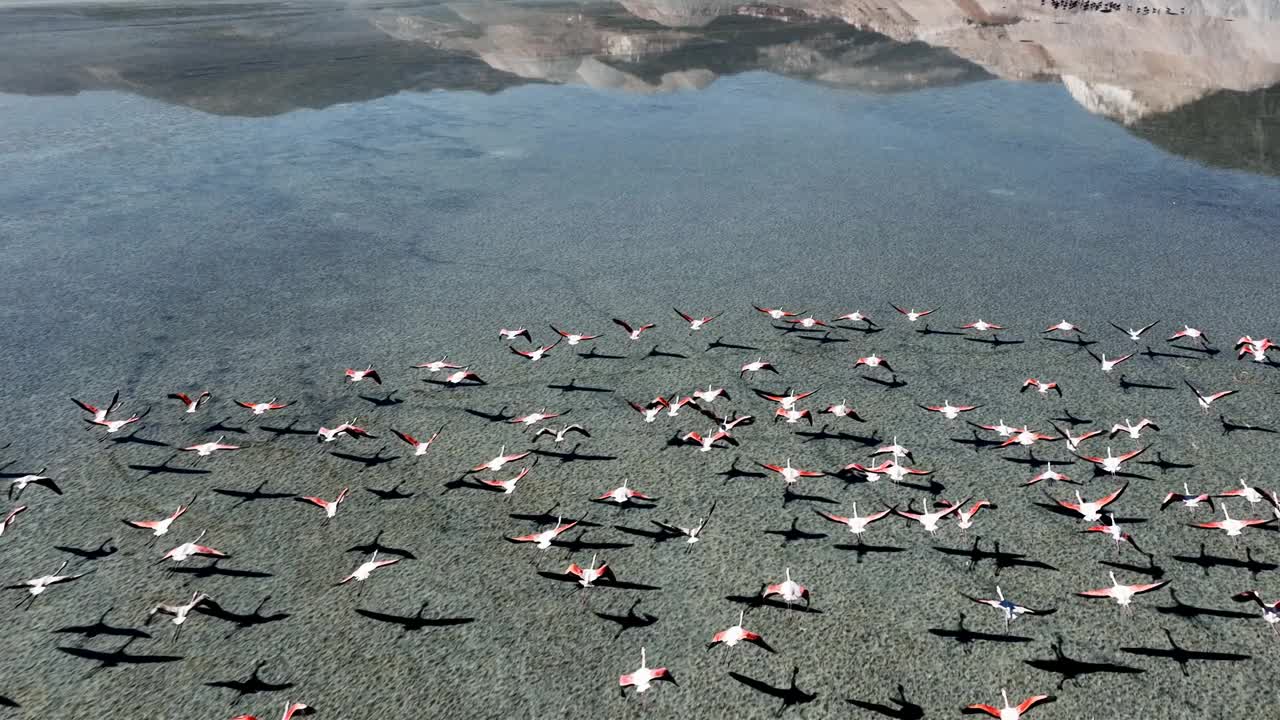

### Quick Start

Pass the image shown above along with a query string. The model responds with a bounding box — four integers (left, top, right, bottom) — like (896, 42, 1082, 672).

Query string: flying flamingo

(708, 610, 768, 650)
(168, 391, 210, 414)
(470, 446, 530, 473)
(231, 702, 310, 720)
(963, 689, 1054, 719)
(618, 647, 674, 695)
(180, 436, 241, 457)
(612, 318, 656, 341)
(0, 505, 27, 538)
(1231, 590, 1280, 637)
(7, 560, 94, 609)
(390, 427, 442, 456)
(896, 499, 966, 535)
(1076, 572, 1169, 608)
(1051, 484, 1127, 522)
(1189, 505, 1273, 538)
(507, 515, 578, 550)
(147, 591, 213, 641)
(123, 497, 195, 542)
(479, 468, 530, 495)
(338, 551, 400, 585)
(814, 504, 892, 541)
(162, 530, 228, 562)
(297, 488, 349, 520)
(763, 568, 810, 608)
(235, 398, 288, 415)
(963, 587, 1055, 632)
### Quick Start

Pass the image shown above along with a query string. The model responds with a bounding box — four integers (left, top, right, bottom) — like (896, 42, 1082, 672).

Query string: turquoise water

(1, 3, 1279, 718)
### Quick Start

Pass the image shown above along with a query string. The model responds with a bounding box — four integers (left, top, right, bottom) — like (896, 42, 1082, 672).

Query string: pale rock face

(1062, 75, 1152, 125)
(567, 0, 1280, 121)
(620, 0, 740, 27)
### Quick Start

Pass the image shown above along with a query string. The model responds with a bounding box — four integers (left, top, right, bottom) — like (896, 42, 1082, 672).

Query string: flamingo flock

(2, 304, 1277, 717)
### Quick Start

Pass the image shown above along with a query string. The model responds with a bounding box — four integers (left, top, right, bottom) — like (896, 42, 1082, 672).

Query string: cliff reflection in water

(0, 0, 1276, 175)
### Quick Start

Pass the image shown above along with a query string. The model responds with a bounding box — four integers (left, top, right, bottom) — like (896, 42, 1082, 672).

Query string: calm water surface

(0, 2, 1278, 717)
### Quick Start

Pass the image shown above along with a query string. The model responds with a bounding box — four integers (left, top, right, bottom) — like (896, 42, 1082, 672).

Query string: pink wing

(1017, 695, 1053, 714)
(1077, 587, 1115, 598)
(963, 704, 1002, 719)
(1097, 484, 1127, 506)
(125, 519, 162, 530)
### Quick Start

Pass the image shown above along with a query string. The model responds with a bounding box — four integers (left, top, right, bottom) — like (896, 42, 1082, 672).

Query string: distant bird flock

(4, 304, 1278, 718)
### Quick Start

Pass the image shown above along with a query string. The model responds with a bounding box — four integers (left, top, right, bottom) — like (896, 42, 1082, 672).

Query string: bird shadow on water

(965, 335, 1024, 348)
(781, 486, 837, 507)
(717, 458, 767, 483)
(53, 606, 151, 641)
(832, 542, 907, 563)
(365, 481, 415, 500)
(204, 418, 249, 435)
(846, 684, 924, 720)
(547, 378, 614, 393)
(355, 600, 475, 635)
(347, 530, 418, 560)
(358, 391, 403, 407)
(927, 612, 1032, 650)
(1171, 543, 1277, 578)
(507, 506, 601, 529)
(329, 447, 398, 469)
(205, 660, 294, 704)
(576, 348, 627, 361)
(1154, 588, 1255, 622)
(729, 666, 817, 717)
(932, 537, 1058, 574)
(951, 431, 1004, 452)
(1220, 415, 1278, 435)
(554, 529, 634, 554)
(196, 596, 290, 637)
(55, 538, 118, 563)
(593, 599, 659, 640)
(1024, 635, 1145, 689)
(168, 559, 273, 580)
(530, 445, 618, 464)
(646, 345, 687, 360)
(1099, 555, 1165, 581)
(463, 406, 512, 423)
(1120, 628, 1251, 676)
(861, 374, 907, 391)
(725, 585, 822, 614)
(57, 638, 182, 674)
(1137, 452, 1194, 473)
(706, 336, 759, 352)
(796, 425, 880, 446)
(1118, 375, 1176, 393)
(763, 517, 828, 546)
(129, 454, 211, 480)
(211, 480, 294, 509)
(259, 420, 314, 440)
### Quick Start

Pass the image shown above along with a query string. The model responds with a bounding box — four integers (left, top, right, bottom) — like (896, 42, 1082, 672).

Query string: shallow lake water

(0, 2, 1278, 718)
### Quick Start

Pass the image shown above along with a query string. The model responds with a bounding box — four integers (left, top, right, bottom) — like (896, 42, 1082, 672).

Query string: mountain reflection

(1, 0, 1276, 174)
